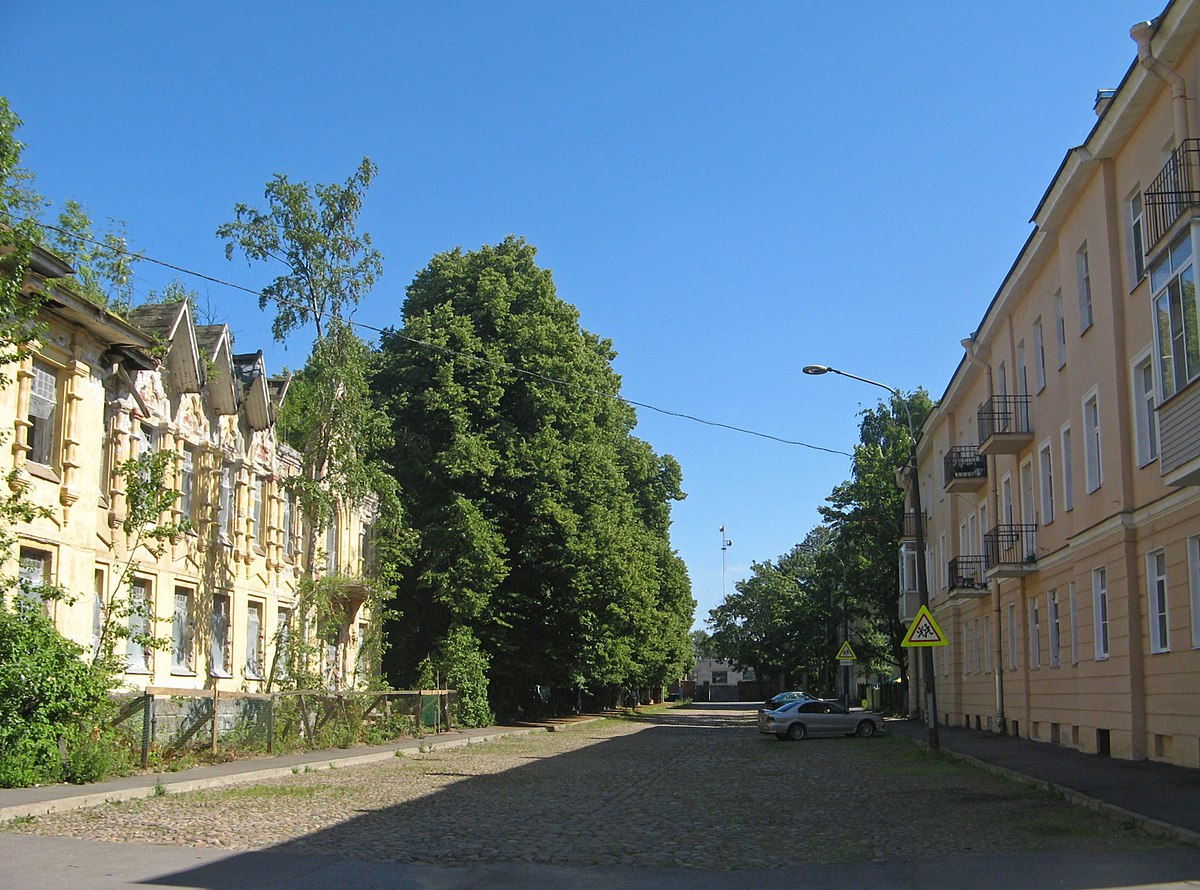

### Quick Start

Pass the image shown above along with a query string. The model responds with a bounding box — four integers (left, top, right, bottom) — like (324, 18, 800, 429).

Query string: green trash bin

(419, 693, 441, 729)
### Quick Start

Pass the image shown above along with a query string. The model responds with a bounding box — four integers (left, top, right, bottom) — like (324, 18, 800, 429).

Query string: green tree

(374, 237, 693, 716)
(218, 159, 404, 691)
(43, 200, 138, 311)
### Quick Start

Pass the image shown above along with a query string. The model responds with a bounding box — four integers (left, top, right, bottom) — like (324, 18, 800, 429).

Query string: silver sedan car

(758, 699, 884, 741)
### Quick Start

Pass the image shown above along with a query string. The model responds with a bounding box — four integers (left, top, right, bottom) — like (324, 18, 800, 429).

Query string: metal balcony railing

(984, 524, 1038, 572)
(1144, 138, 1200, 249)
(977, 394, 1032, 442)
(943, 445, 987, 487)
(901, 511, 926, 540)
(948, 556, 988, 591)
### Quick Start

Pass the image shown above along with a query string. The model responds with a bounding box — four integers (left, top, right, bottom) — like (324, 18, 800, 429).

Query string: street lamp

(802, 364, 940, 752)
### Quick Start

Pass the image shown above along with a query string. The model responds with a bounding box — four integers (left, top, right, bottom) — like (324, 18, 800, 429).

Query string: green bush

(418, 626, 493, 728)
(0, 600, 115, 787)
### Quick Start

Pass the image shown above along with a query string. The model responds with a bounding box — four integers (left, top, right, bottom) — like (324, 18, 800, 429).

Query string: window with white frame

(180, 446, 196, 520)
(984, 615, 992, 673)
(246, 600, 264, 679)
(1190, 536, 1200, 649)
(1007, 603, 1018, 670)
(218, 464, 235, 545)
(92, 568, 105, 659)
(1093, 566, 1109, 659)
(126, 577, 153, 674)
(282, 488, 296, 559)
(1077, 244, 1093, 333)
(1148, 549, 1170, 653)
(1039, 442, 1055, 525)
(978, 504, 988, 552)
(1017, 340, 1028, 398)
(973, 618, 982, 674)
(172, 586, 195, 673)
(1129, 190, 1147, 284)
(1151, 228, 1199, 400)
(1083, 391, 1102, 493)
(1033, 318, 1046, 391)
(325, 518, 338, 574)
(17, 545, 52, 607)
(249, 476, 264, 548)
(964, 621, 972, 675)
(1069, 582, 1079, 664)
(1049, 589, 1061, 667)
(1133, 354, 1159, 467)
(211, 593, 232, 677)
(1061, 425, 1074, 511)
(1030, 596, 1041, 669)
(1054, 290, 1067, 368)
(27, 359, 59, 466)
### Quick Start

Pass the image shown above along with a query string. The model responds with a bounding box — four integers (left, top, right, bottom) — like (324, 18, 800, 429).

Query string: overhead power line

(21, 216, 852, 457)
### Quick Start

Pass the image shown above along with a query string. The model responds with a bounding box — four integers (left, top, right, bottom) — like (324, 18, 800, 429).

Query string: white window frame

(1069, 582, 1079, 665)
(1008, 603, 1018, 670)
(1061, 424, 1075, 511)
(983, 615, 992, 673)
(92, 567, 106, 659)
(249, 475, 264, 548)
(1093, 566, 1109, 660)
(211, 592, 232, 677)
(1038, 440, 1055, 525)
(1131, 348, 1159, 467)
(218, 464, 236, 546)
(1033, 318, 1046, 391)
(126, 576, 153, 675)
(1148, 548, 1170, 654)
(1082, 388, 1102, 493)
(1017, 339, 1029, 398)
(27, 359, 60, 467)
(1049, 589, 1061, 668)
(180, 446, 196, 520)
(1077, 244, 1093, 333)
(1128, 188, 1147, 285)
(1150, 227, 1199, 400)
(1054, 290, 1067, 368)
(171, 586, 195, 674)
(246, 600, 265, 679)
(1030, 596, 1041, 669)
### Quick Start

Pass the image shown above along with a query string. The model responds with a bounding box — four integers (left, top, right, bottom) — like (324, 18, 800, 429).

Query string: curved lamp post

(802, 364, 940, 752)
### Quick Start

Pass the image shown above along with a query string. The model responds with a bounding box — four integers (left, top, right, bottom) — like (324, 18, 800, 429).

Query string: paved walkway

(887, 718, 1200, 843)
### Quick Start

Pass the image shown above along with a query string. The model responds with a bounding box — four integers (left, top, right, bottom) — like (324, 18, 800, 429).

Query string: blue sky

(2, 1, 1158, 628)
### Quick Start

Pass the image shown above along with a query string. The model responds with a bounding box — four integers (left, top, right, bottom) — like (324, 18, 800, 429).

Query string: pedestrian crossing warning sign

(901, 605, 949, 647)
(836, 641, 857, 661)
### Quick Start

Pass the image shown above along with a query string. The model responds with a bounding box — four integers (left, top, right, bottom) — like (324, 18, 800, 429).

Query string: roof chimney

(1094, 88, 1116, 117)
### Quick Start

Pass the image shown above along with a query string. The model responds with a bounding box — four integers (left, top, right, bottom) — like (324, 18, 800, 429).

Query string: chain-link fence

(111, 688, 457, 768)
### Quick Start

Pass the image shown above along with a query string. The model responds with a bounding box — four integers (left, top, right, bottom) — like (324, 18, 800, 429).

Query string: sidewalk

(887, 718, 1200, 845)
(0, 716, 603, 822)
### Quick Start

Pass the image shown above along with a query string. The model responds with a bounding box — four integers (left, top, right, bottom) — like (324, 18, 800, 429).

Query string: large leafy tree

(374, 237, 692, 715)
(819, 390, 933, 689)
(218, 159, 405, 689)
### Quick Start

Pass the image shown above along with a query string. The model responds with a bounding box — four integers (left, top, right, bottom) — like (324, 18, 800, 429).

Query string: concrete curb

(0, 717, 607, 823)
(898, 736, 1200, 849)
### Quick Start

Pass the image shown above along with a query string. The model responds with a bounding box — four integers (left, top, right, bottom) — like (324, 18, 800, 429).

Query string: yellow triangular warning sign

(901, 605, 949, 647)
(836, 641, 857, 661)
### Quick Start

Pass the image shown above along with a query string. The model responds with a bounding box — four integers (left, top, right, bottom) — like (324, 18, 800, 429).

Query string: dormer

(128, 301, 202, 394)
(196, 324, 238, 416)
(233, 350, 273, 431)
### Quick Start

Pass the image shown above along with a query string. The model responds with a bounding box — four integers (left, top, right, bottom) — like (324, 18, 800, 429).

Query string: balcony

(943, 445, 987, 492)
(898, 586, 920, 622)
(900, 511, 927, 541)
(948, 556, 989, 596)
(977, 395, 1032, 456)
(984, 524, 1038, 578)
(1159, 379, 1200, 486)
(1143, 139, 1200, 252)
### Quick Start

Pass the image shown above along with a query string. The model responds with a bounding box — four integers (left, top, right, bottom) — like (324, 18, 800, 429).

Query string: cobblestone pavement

(2, 705, 1177, 870)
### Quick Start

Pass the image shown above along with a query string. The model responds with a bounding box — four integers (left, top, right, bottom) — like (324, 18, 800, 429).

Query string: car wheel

(856, 720, 876, 738)
(786, 722, 806, 741)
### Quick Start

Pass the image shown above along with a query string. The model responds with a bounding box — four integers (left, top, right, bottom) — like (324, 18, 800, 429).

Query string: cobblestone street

(3, 704, 1174, 871)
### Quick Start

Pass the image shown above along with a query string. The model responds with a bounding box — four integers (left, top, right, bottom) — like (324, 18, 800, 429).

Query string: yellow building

(905, 0, 1200, 767)
(5, 246, 379, 693)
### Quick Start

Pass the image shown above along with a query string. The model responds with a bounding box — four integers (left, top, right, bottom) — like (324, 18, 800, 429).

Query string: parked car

(762, 690, 816, 710)
(758, 699, 884, 741)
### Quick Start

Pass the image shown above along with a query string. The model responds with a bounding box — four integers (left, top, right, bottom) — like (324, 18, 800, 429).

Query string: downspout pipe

(962, 335, 1007, 735)
(1131, 19, 1191, 143)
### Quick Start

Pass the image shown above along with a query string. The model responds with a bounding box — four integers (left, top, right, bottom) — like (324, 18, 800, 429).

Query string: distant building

(902, 0, 1200, 766)
(689, 658, 754, 702)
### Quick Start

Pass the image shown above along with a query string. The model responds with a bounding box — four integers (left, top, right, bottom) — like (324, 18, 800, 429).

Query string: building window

(1017, 340, 1028, 398)
(27, 359, 59, 466)
(246, 600, 264, 679)
(1077, 245, 1093, 333)
(1030, 596, 1041, 669)
(1061, 425, 1074, 511)
(172, 586, 195, 674)
(180, 446, 196, 519)
(1083, 392, 1102, 493)
(1093, 567, 1109, 660)
(126, 577, 153, 674)
(1133, 355, 1159, 466)
(1069, 582, 1079, 665)
(1038, 442, 1055, 525)
(211, 593, 232, 677)
(1033, 318, 1046, 391)
(275, 606, 292, 681)
(938, 532, 947, 590)
(711, 670, 728, 685)
(983, 616, 992, 673)
(17, 545, 52, 607)
(1049, 590, 1061, 668)
(1129, 191, 1147, 284)
(92, 568, 105, 659)
(1148, 549, 1170, 654)
(325, 518, 338, 574)
(218, 464, 235, 545)
(249, 476, 264, 548)
(1190, 537, 1200, 649)
(1054, 291, 1067, 368)
(282, 488, 296, 559)
(1151, 229, 1199, 400)
(1007, 603, 1018, 670)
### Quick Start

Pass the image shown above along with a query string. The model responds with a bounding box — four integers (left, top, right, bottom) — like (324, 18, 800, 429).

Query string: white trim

(1081, 386, 1102, 494)
(1148, 548, 1170, 654)
(1060, 423, 1074, 512)
(1130, 344, 1158, 468)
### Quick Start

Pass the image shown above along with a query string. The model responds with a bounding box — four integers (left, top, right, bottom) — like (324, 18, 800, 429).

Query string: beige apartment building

(902, 0, 1200, 767)
(5, 246, 380, 693)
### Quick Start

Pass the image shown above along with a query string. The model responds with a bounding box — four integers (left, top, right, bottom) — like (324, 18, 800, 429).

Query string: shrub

(418, 626, 493, 728)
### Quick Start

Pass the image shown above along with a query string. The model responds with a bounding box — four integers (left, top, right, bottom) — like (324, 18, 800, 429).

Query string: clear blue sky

(2, 1, 1158, 629)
